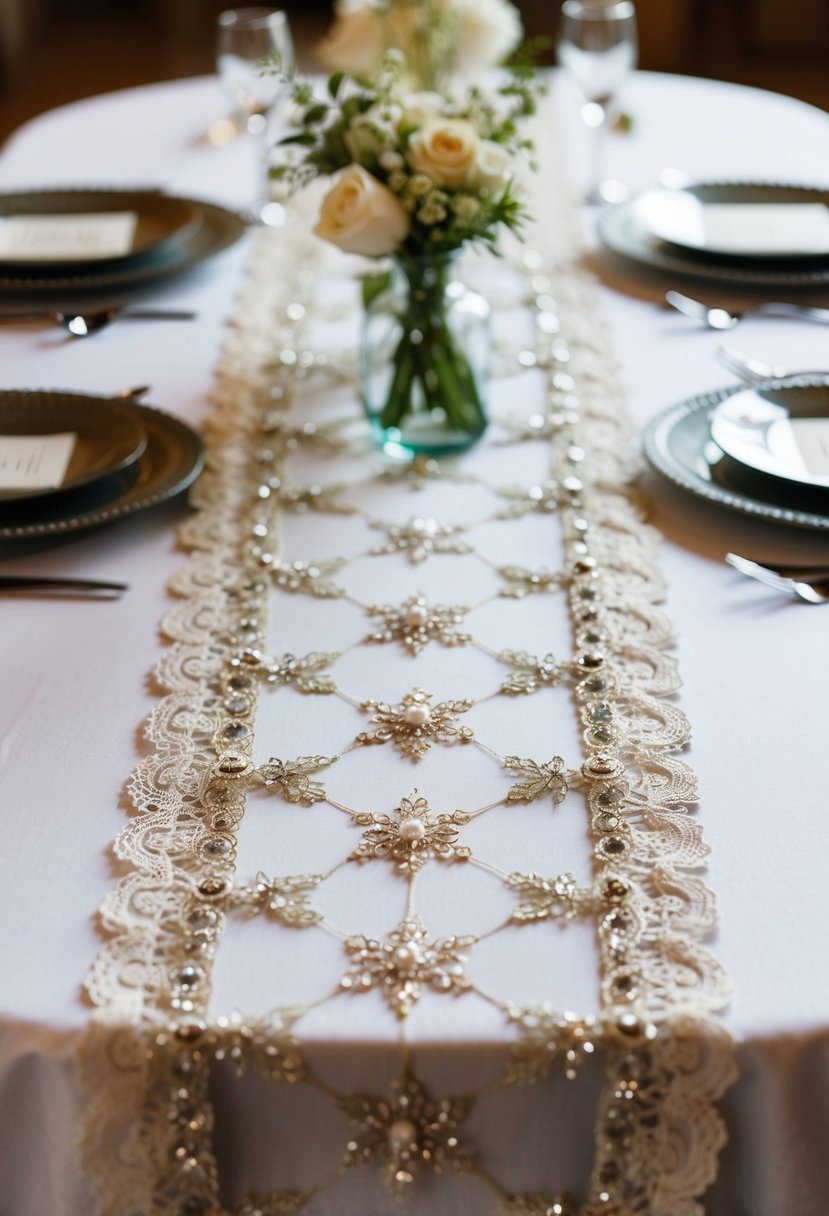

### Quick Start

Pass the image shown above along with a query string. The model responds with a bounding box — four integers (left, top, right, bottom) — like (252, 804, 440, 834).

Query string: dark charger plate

(0, 189, 246, 296)
(0, 399, 204, 541)
(0, 389, 147, 503)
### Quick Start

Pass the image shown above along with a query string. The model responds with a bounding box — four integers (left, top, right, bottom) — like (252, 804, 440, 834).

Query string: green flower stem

(377, 254, 487, 438)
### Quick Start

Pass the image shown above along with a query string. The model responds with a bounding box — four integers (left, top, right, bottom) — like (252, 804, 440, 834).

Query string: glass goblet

(557, 0, 638, 205)
(216, 7, 295, 226)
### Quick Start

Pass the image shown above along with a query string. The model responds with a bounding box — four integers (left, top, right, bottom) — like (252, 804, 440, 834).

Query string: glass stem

(247, 111, 271, 211)
(582, 101, 608, 204)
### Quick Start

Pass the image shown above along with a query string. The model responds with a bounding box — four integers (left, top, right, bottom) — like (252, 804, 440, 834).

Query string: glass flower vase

(360, 250, 490, 458)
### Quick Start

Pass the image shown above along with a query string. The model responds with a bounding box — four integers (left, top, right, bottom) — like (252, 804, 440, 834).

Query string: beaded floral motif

(499, 650, 563, 695)
(364, 593, 471, 654)
(350, 792, 471, 871)
(267, 651, 339, 694)
(356, 688, 474, 760)
(369, 516, 471, 564)
(506, 872, 592, 923)
(498, 564, 562, 598)
(257, 755, 336, 805)
(234, 872, 324, 927)
(339, 915, 475, 1017)
(504, 1006, 598, 1085)
(504, 755, 569, 805)
(338, 1071, 473, 1196)
(276, 480, 356, 514)
(496, 481, 560, 518)
(271, 557, 345, 598)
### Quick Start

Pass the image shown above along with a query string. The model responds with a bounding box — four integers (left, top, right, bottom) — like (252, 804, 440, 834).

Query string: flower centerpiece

(271, 60, 542, 455)
(316, 0, 524, 92)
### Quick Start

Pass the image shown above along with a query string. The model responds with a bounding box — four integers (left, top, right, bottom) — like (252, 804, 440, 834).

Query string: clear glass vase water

(360, 250, 490, 459)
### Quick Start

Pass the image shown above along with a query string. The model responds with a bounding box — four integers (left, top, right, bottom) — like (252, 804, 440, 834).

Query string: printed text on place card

(0, 433, 77, 489)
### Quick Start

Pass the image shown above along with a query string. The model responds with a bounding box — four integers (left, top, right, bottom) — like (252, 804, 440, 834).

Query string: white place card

(790, 419, 829, 478)
(700, 204, 829, 255)
(0, 433, 77, 490)
(0, 212, 138, 261)
(637, 190, 829, 256)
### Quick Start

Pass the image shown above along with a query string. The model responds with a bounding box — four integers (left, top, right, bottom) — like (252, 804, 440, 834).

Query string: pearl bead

(393, 944, 421, 971)
(407, 604, 429, 626)
(387, 1118, 418, 1152)
(399, 818, 426, 842)
(404, 705, 431, 727)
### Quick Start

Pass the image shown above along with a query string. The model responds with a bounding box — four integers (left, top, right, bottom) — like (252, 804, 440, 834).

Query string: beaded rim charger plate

(598, 182, 829, 288)
(642, 375, 829, 531)
(0, 397, 204, 541)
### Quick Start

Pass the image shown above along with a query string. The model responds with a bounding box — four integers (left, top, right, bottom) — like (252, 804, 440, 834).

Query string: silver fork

(716, 346, 829, 385)
(726, 553, 829, 603)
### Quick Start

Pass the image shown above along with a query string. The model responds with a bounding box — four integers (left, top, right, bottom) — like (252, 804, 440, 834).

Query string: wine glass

(557, 0, 638, 205)
(216, 7, 295, 226)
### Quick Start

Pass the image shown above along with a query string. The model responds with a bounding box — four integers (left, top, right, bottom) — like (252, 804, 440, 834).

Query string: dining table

(0, 65, 828, 1216)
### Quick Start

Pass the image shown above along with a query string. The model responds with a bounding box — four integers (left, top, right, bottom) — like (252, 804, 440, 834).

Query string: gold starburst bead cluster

(356, 688, 474, 760)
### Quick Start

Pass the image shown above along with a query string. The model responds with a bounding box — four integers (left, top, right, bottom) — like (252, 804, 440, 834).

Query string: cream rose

(470, 139, 512, 197)
(314, 164, 410, 256)
(314, 1, 384, 80)
(316, 0, 423, 79)
(452, 0, 523, 74)
(407, 118, 480, 190)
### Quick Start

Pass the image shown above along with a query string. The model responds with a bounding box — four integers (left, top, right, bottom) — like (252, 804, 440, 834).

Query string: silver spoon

(665, 290, 829, 331)
(716, 346, 829, 384)
(726, 553, 829, 604)
(0, 305, 196, 336)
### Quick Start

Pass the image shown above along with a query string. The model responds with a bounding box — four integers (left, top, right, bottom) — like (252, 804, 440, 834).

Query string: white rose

(470, 140, 512, 197)
(314, 1, 384, 80)
(314, 164, 410, 257)
(452, 0, 523, 74)
(407, 118, 480, 189)
(400, 92, 446, 129)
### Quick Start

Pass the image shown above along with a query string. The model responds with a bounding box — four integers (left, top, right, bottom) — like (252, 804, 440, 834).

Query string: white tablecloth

(1, 72, 828, 1215)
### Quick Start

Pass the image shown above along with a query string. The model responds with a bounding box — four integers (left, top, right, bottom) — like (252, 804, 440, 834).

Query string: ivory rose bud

(407, 119, 480, 190)
(470, 140, 512, 197)
(314, 0, 384, 80)
(314, 164, 410, 257)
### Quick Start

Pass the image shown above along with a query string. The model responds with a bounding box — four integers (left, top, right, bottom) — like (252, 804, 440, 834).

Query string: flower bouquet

(272, 60, 542, 455)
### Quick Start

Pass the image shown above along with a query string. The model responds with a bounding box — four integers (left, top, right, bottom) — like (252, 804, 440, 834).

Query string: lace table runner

(81, 117, 734, 1216)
